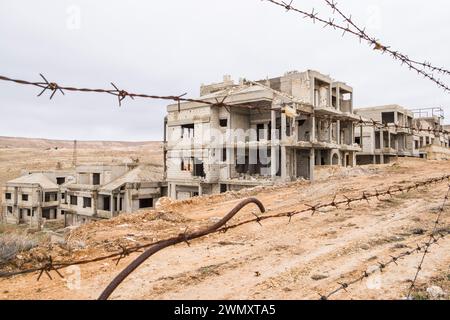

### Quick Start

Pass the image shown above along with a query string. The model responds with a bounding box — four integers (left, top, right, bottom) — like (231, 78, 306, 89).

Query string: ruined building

(2, 164, 162, 227)
(354, 106, 450, 164)
(2, 170, 74, 227)
(164, 71, 361, 200)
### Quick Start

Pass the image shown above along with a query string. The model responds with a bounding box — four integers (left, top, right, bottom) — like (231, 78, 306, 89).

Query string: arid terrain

(0, 138, 450, 300)
(0, 136, 163, 206)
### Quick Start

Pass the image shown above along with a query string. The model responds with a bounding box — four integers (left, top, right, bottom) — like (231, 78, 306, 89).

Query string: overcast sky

(1, 0, 449, 141)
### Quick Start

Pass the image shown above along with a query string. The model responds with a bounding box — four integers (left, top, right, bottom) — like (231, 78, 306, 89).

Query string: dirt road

(1, 158, 449, 300)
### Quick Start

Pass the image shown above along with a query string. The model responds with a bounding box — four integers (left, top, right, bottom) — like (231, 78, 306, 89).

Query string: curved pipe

(98, 197, 265, 300)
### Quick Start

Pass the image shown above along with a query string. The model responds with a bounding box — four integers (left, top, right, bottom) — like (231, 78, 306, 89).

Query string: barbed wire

(320, 183, 450, 300)
(1, 74, 448, 137)
(0, 74, 272, 111)
(407, 184, 450, 298)
(262, 0, 450, 93)
(323, 0, 450, 76)
(0, 174, 448, 299)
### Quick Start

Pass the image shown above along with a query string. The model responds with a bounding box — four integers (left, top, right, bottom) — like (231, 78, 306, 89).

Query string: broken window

(56, 177, 65, 185)
(193, 158, 205, 177)
(220, 184, 227, 193)
(93, 173, 100, 185)
(355, 137, 361, 145)
(219, 118, 228, 127)
(5, 193, 11, 200)
(70, 195, 78, 206)
(43, 209, 50, 219)
(83, 197, 92, 208)
(21, 194, 28, 201)
(381, 112, 395, 124)
(181, 158, 193, 171)
(103, 196, 111, 211)
(181, 124, 195, 139)
(139, 198, 153, 209)
(222, 148, 227, 162)
(44, 193, 57, 202)
(256, 123, 265, 141)
(7, 206, 12, 214)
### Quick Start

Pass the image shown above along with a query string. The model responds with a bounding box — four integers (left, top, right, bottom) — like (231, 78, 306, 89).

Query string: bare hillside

(1, 158, 449, 300)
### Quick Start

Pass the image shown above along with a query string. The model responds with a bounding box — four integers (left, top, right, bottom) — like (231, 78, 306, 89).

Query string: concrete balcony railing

(43, 201, 59, 207)
(97, 210, 112, 219)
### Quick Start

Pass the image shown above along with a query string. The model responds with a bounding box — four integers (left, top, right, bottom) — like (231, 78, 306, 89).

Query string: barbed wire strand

(0, 174, 447, 281)
(406, 184, 450, 298)
(1, 74, 449, 136)
(322, 0, 450, 76)
(320, 184, 450, 300)
(262, 0, 450, 93)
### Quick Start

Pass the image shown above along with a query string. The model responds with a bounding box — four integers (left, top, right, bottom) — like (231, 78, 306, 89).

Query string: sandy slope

(1, 158, 449, 300)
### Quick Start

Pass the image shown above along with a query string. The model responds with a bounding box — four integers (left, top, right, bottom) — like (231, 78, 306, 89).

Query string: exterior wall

(165, 70, 360, 200)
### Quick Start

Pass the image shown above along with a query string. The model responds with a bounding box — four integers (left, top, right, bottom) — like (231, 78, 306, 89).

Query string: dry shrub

(0, 233, 37, 264)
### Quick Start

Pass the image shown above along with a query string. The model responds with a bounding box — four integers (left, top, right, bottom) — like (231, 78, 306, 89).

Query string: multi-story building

(164, 71, 361, 200)
(354, 105, 418, 164)
(60, 164, 163, 226)
(411, 107, 449, 150)
(354, 106, 450, 164)
(2, 170, 74, 227)
(2, 164, 162, 227)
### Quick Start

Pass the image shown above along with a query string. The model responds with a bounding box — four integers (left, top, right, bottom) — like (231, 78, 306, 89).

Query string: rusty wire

(263, 0, 450, 92)
(98, 197, 266, 300)
(0, 174, 448, 299)
(0, 174, 450, 290)
(323, 0, 450, 76)
(0, 74, 270, 111)
(2, 73, 449, 136)
(320, 183, 450, 300)
(406, 184, 450, 298)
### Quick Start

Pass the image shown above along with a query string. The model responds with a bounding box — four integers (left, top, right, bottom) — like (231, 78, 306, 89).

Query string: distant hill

(0, 136, 161, 149)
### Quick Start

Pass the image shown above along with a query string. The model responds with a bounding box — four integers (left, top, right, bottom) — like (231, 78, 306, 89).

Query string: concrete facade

(2, 170, 74, 227)
(354, 105, 450, 164)
(2, 164, 162, 227)
(164, 71, 361, 200)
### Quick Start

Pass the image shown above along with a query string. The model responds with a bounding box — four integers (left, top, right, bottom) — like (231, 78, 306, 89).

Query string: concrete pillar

(310, 115, 316, 142)
(281, 146, 287, 180)
(309, 149, 315, 181)
(328, 120, 332, 142)
(199, 184, 203, 196)
(380, 130, 384, 164)
(110, 193, 114, 216)
(388, 132, 391, 149)
(271, 109, 277, 178)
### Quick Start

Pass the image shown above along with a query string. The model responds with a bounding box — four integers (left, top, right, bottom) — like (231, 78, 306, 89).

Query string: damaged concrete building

(354, 105, 419, 164)
(2, 170, 75, 227)
(2, 164, 162, 227)
(60, 164, 162, 226)
(354, 106, 450, 164)
(164, 71, 361, 200)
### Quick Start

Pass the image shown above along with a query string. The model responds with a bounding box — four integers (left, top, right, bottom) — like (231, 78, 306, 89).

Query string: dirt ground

(1, 155, 450, 300)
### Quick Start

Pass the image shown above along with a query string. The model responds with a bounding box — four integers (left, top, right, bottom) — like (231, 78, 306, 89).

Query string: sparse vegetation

(0, 233, 37, 265)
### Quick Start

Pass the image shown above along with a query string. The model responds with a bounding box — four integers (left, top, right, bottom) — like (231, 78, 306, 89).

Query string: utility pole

(72, 139, 77, 167)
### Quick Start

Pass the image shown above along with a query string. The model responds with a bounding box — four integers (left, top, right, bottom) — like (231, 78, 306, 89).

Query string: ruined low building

(164, 71, 361, 200)
(354, 105, 418, 164)
(411, 108, 450, 152)
(354, 106, 450, 164)
(1, 170, 74, 227)
(2, 164, 162, 227)
(60, 164, 163, 226)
